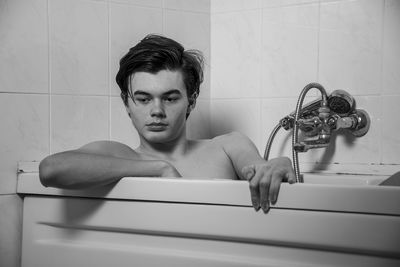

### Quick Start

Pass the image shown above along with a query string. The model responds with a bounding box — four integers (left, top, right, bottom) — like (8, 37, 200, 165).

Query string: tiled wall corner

(210, 99, 262, 153)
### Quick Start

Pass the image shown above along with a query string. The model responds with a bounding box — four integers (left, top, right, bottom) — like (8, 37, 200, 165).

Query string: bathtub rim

(17, 172, 400, 216)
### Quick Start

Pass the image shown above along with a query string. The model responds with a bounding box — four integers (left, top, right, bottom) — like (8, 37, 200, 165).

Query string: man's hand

(242, 157, 295, 213)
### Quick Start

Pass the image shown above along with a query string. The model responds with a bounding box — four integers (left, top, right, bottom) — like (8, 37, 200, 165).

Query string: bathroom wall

(0, 0, 210, 266)
(209, 0, 400, 173)
(1, 0, 400, 266)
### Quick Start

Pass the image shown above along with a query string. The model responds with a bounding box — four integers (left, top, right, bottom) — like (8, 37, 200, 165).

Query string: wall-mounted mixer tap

(263, 83, 371, 183)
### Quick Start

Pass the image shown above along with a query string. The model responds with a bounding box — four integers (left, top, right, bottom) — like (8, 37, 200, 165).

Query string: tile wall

(210, 0, 400, 171)
(0, 0, 210, 266)
(1, 0, 400, 266)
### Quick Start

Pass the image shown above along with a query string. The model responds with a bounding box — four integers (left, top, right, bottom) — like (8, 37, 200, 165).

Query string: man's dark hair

(116, 34, 204, 113)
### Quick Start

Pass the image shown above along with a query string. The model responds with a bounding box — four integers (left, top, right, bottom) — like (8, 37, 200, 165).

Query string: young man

(39, 34, 295, 213)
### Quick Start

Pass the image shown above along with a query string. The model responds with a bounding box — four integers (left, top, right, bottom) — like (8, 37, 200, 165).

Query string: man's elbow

(39, 156, 57, 187)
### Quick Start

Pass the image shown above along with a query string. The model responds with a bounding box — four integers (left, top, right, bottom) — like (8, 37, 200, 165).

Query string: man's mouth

(146, 122, 168, 131)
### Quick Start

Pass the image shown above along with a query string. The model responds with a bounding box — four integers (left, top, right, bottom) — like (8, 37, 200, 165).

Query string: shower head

(327, 90, 355, 116)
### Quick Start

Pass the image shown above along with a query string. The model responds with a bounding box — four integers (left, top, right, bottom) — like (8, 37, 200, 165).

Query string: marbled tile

(109, 3, 163, 96)
(211, 10, 262, 99)
(262, 0, 319, 8)
(261, 4, 319, 98)
(0, 0, 48, 93)
(50, 0, 108, 95)
(164, 9, 211, 99)
(164, 0, 210, 12)
(211, 0, 261, 13)
(319, 0, 384, 95)
(210, 99, 261, 153)
(382, 0, 400, 95)
(381, 96, 400, 164)
(51, 95, 109, 153)
(0, 94, 49, 194)
(109, 0, 163, 8)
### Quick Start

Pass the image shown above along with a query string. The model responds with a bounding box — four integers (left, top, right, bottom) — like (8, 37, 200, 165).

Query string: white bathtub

(17, 171, 400, 267)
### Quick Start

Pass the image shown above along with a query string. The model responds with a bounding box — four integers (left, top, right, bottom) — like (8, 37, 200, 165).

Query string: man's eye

(135, 97, 150, 104)
(164, 96, 180, 103)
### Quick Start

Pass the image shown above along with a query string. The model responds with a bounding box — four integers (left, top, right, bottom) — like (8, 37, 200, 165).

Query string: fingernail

(262, 202, 270, 213)
(253, 201, 260, 211)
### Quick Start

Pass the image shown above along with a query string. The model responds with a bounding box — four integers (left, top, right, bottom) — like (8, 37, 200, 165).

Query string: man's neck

(137, 135, 190, 161)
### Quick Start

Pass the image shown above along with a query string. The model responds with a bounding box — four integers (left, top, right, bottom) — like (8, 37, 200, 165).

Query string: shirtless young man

(39, 34, 295, 213)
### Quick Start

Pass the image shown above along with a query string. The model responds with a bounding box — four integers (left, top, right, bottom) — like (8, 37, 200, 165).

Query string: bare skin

(40, 70, 295, 213)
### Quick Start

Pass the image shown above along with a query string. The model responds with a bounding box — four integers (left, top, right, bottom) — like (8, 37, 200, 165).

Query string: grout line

(379, 0, 386, 164)
(108, 0, 112, 141)
(316, 0, 321, 84)
(47, 0, 52, 154)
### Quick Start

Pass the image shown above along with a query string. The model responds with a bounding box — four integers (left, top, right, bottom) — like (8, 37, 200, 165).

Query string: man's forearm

(39, 151, 172, 189)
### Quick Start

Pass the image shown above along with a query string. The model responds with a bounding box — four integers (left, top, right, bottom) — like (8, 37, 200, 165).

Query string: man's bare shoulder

(78, 140, 139, 159)
(211, 131, 253, 147)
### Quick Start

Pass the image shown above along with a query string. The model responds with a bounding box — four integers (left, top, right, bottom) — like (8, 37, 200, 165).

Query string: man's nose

(150, 99, 166, 117)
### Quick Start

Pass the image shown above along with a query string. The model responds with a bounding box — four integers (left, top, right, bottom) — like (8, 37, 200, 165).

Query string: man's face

(126, 70, 190, 144)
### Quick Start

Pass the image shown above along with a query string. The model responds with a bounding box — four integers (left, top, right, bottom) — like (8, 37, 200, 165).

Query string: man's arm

(219, 132, 295, 213)
(39, 141, 180, 189)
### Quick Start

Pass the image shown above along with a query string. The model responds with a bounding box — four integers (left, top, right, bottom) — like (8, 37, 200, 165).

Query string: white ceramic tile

(262, 0, 318, 8)
(164, 10, 211, 99)
(318, 0, 383, 96)
(318, 29, 382, 96)
(382, 0, 400, 95)
(381, 96, 400, 164)
(210, 99, 261, 153)
(0, 94, 49, 194)
(211, 10, 262, 99)
(0, 194, 23, 267)
(110, 3, 163, 96)
(186, 99, 212, 140)
(164, 0, 210, 12)
(109, 0, 163, 8)
(262, 3, 319, 28)
(51, 95, 109, 153)
(211, 0, 261, 13)
(50, 0, 108, 95)
(261, 7, 319, 98)
(110, 97, 140, 149)
(320, 0, 384, 33)
(0, 0, 48, 94)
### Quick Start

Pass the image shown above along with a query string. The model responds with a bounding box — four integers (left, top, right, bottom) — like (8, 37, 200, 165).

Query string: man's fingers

(248, 171, 262, 211)
(259, 175, 271, 213)
(242, 165, 255, 181)
(270, 171, 284, 204)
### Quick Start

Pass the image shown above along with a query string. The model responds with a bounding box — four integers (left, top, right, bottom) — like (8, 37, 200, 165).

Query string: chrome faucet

(264, 83, 371, 183)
